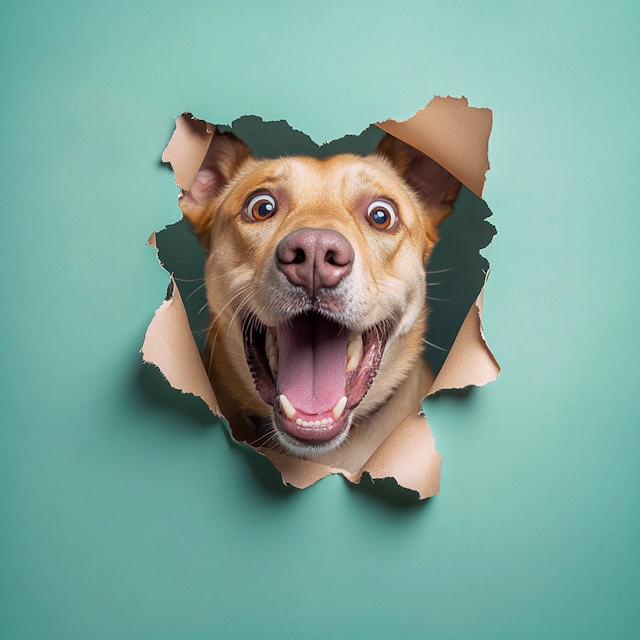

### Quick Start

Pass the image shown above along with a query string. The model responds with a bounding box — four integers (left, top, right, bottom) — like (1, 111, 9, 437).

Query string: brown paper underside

(141, 234, 220, 415)
(377, 96, 492, 198)
(142, 97, 499, 499)
(429, 284, 499, 396)
(161, 115, 214, 192)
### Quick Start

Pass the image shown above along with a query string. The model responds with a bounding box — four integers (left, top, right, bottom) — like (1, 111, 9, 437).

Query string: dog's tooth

(346, 354, 359, 372)
(269, 346, 279, 359)
(265, 333, 276, 350)
(348, 330, 360, 342)
(321, 418, 328, 425)
(327, 417, 334, 424)
(302, 421, 309, 427)
(279, 394, 296, 419)
(331, 396, 347, 421)
(269, 356, 279, 372)
(296, 418, 303, 426)
(347, 334, 363, 355)
(346, 334, 362, 370)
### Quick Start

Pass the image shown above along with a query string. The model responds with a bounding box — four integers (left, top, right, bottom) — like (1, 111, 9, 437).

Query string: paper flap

(377, 96, 492, 198)
(357, 406, 441, 499)
(162, 115, 214, 191)
(428, 284, 500, 395)
(257, 449, 336, 490)
(141, 236, 220, 415)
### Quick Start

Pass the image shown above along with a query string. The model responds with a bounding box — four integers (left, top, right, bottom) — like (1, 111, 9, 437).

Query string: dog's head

(180, 131, 460, 456)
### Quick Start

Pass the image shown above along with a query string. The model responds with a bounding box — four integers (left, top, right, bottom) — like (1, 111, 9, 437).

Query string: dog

(179, 130, 461, 471)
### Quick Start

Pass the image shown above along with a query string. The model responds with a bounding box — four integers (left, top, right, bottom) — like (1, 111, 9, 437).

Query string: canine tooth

(346, 354, 359, 372)
(279, 394, 296, 419)
(269, 346, 279, 359)
(265, 333, 276, 350)
(302, 421, 309, 427)
(321, 419, 328, 425)
(269, 356, 278, 372)
(332, 396, 347, 420)
(296, 418, 303, 426)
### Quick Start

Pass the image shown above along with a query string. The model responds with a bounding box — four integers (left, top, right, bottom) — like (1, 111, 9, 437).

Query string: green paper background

(1, 2, 638, 639)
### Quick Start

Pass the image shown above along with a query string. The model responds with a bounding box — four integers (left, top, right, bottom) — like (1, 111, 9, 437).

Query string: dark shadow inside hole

(155, 115, 495, 377)
(345, 473, 430, 511)
(424, 188, 495, 373)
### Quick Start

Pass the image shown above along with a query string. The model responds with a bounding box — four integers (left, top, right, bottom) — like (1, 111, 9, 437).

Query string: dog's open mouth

(243, 312, 391, 453)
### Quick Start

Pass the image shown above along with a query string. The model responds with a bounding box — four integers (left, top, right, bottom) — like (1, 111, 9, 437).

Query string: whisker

(227, 291, 258, 339)
(171, 276, 205, 283)
(376, 300, 400, 327)
(421, 338, 448, 352)
(204, 284, 254, 376)
(185, 268, 254, 302)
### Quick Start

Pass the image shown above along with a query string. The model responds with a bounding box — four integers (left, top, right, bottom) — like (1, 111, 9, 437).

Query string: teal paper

(1, 2, 638, 639)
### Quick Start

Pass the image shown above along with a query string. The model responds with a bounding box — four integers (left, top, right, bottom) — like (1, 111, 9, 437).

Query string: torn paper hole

(142, 97, 500, 499)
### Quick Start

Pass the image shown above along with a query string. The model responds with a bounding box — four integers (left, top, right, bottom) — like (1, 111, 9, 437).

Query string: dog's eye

(367, 201, 396, 230)
(248, 194, 277, 221)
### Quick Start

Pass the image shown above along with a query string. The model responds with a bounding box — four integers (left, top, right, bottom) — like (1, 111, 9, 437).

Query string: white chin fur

(272, 414, 353, 459)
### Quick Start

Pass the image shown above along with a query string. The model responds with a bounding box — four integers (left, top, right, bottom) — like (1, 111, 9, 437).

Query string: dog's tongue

(276, 314, 347, 415)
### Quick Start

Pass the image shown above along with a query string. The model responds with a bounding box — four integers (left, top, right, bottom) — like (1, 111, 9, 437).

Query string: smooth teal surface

(1, 2, 639, 639)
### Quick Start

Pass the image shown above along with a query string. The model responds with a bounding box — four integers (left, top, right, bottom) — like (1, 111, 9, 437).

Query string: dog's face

(180, 132, 460, 457)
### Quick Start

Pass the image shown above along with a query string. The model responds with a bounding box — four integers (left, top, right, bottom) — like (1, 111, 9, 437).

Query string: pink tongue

(276, 315, 348, 415)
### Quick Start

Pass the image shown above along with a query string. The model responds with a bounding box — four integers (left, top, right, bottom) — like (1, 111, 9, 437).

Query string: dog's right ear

(179, 131, 252, 250)
(376, 134, 461, 234)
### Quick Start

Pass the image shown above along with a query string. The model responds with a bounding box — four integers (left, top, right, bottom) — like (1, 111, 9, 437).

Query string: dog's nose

(276, 228, 354, 296)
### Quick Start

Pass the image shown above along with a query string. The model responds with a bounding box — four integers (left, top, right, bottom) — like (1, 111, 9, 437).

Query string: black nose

(276, 228, 354, 297)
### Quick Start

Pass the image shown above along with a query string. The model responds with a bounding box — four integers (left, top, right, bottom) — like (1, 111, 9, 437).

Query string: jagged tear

(141, 96, 500, 499)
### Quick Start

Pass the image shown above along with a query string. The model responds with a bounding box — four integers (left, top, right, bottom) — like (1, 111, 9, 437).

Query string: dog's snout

(276, 228, 354, 296)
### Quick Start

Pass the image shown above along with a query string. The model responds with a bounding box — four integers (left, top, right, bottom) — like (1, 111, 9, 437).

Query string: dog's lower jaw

(204, 304, 431, 469)
(271, 409, 355, 458)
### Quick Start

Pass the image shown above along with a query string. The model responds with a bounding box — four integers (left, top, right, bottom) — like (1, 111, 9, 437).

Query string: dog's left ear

(179, 130, 252, 250)
(376, 134, 461, 230)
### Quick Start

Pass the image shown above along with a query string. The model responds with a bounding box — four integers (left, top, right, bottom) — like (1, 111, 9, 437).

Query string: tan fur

(180, 133, 459, 471)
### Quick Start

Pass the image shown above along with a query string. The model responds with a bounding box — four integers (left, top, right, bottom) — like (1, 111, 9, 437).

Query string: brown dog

(179, 131, 460, 471)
